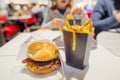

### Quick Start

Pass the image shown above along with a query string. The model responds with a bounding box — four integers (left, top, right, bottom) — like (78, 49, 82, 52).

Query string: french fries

(65, 14, 73, 29)
(72, 32, 76, 51)
(64, 15, 94, 35)
(59, 14, 94, 51)
(58, 26, 63, 32)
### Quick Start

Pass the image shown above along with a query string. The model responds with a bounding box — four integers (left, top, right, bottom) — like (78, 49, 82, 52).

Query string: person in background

(26, 3, 33, 14)
(31, 3, 43, 25)
(91, 0, 120, 35)
(8, 3, 20, 16)
(8, 3, 25, 32)
(91, 0, 120, 56)
(42, 0, 88, 29)
(31, 3, 42, 14)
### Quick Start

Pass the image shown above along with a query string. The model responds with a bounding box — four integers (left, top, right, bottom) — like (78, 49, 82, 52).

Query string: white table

(0, 56, 16, 80)
(97, 31, 120, 57)
(0, 33, 31, 56)
(0, 32, 120, 80)
(8, 15, 31, 20)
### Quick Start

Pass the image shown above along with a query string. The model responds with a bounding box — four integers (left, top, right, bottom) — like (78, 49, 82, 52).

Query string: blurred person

(8, 3, 25, 32)
(91, 0, 120, 35)
(8, 3, 20, 16)
(31, 3, 43, 25)
(26, 3, 33, 15)
(91, 0, 120, 56)
(42, 0, 88, 29)
(31, 3, 42, 14)
(20, 5, 32, 16)
(27, 3, 33, 11)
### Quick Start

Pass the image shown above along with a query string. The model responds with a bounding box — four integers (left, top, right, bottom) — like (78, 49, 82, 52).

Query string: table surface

(8, 15, 31, 20)
(0, 32, 120, 80)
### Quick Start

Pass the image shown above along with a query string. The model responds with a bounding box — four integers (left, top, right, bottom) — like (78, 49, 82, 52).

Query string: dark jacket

(91, 0, 120, 34)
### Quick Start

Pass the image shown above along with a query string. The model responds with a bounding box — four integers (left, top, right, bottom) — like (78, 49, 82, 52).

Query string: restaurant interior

(0, 0, 120, 80)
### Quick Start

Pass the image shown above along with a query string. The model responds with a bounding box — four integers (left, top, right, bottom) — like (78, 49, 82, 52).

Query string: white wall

(74, 0, 97, 8)
(3, 0, 49, 4)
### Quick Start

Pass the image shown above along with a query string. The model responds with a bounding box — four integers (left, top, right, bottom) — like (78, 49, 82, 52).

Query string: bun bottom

(26, 62, 61, 74)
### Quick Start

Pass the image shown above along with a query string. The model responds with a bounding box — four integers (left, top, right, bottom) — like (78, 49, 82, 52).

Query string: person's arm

(41, 9, 64, 29)
(91, 0, 119, 31)
(41, 9, 54, 29)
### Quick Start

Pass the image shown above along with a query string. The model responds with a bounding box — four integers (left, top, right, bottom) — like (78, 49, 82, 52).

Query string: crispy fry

(66, 14, 73, 20)
(72, 32, 76, 51)
(66, 14, 73, 29)
(58, 26, 63, 32)
(65, 21, 72, 29)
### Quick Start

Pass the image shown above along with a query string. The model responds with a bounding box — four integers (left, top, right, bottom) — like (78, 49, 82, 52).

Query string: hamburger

(22, 41, 61, 74)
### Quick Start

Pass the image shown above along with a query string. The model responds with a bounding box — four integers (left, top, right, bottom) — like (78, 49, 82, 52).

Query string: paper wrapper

(11, 39, 64, 80)
(63, 30, 92, 69)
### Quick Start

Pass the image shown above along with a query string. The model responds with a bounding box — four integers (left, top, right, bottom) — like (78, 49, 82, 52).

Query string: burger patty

(22, 57, 61, 70)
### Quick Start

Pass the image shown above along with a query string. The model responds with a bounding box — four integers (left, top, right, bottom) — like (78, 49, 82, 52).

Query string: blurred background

(0, 0, 120, 55)
(0, 0, 97, 46)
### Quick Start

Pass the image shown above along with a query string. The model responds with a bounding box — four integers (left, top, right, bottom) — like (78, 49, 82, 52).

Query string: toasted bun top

(27, 41, 59, 61)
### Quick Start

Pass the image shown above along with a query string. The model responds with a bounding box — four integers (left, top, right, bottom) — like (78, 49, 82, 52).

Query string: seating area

(0, 2, 47, 46)
(1, 0, 120, 80)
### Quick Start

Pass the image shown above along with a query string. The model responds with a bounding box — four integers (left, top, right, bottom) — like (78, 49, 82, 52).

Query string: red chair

(87, 11, 93, 18)
(0, 16, 7, 45)
(93, 33, 96, 40)
(0, 16, 20, 37)
(0, 16, 7, 21)
(20, 16, 37, 25)
(19, 16, 37, 31)
(3, 25, 20, 37)
(26, 16, 37, 25)
(0, 16, 21, 42)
